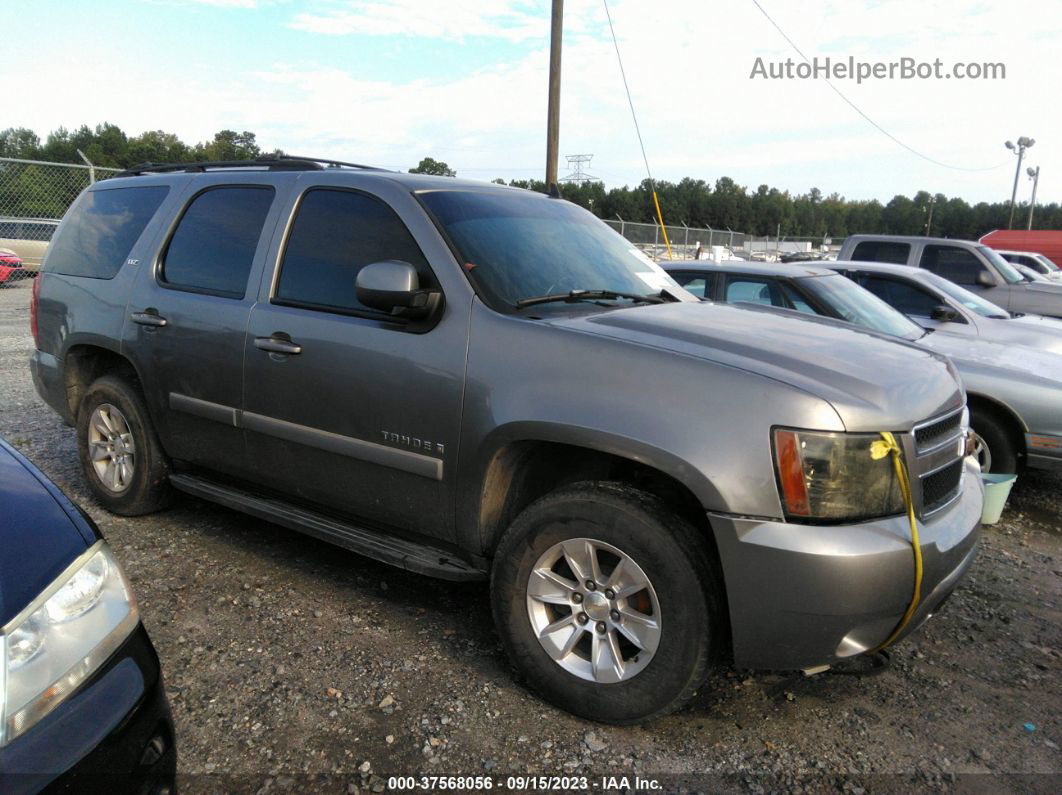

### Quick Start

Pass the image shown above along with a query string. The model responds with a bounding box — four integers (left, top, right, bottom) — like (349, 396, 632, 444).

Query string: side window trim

(268, 185, 441, 326)
(155, 183, 276, 300)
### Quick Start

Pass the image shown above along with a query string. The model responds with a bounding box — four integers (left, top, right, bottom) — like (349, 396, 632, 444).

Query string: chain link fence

(0, 157, 121, 286)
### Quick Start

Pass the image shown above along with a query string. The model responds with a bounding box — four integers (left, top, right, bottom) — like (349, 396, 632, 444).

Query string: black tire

(76, 374, 173, 515)
(490, 481, 725, 724)
(969, 406, 1018, 474)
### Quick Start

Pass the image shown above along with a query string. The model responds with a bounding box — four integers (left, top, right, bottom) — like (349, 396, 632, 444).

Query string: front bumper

(0, 623, 176, 795)
(711, 458, 983, 670)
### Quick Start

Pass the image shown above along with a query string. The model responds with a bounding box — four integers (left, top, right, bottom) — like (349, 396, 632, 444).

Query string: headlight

(773, 428, 905, 522)
(0, 542, 138, 747)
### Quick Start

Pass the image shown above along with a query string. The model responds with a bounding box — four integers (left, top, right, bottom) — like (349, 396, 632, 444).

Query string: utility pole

(545, 0, 564, 188)
(925, 195, 935, 236)
(1027, 166, 1040, 230)
(1005, 137, 1035, 229)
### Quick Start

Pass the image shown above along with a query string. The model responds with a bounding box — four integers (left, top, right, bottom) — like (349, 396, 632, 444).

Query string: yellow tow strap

(868, 431, 923, 652)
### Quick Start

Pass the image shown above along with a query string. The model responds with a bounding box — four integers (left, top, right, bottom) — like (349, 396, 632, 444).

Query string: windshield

(1033, 253, 1061, 273)
(800, 274, 925, 340)
(978, 246, 1024, 284)
(418, 189, 686, 310)
(918, 270, 1010, 318)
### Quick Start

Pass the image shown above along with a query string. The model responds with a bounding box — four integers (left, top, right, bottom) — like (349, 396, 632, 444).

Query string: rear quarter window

(851, 241, 911, 265)
(45, 186, 169, 279)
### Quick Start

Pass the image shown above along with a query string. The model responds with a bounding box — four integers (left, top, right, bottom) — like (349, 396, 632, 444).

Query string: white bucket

(980, 473, 1017, 525)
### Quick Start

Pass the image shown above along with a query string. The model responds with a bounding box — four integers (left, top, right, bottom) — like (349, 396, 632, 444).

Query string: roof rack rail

(115, 154, 389, 178)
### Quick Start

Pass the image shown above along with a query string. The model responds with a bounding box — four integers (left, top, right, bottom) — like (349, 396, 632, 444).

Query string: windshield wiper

(515, 289, 668, 309)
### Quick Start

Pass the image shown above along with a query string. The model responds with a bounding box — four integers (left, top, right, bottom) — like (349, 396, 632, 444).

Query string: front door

(242, 185, 467, 542)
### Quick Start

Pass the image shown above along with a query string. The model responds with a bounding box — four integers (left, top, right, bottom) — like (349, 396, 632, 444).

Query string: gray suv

(839, 234, 1062, 318)
(30, 157, 982, 723)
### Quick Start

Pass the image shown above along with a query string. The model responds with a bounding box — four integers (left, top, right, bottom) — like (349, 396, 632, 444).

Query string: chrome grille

(910, 407, 967, 516)
(914, 411, 963, 452)
(921, 460, 964, 513)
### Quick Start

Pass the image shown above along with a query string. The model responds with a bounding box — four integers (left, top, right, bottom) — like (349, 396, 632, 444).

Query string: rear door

(241, 182, 467, 542)
(125, 176, 287, 479)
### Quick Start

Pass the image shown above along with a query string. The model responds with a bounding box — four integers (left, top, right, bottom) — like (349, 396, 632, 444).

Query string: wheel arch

(62, 343, 144, 422)
(966, 391, 1027, 459)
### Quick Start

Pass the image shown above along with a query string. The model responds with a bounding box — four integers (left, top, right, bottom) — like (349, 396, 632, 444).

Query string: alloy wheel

(87, 403, 136, 492)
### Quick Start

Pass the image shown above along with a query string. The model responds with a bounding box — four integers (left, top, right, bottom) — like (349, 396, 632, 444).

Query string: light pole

(545, 0, 564, 188)
(1027, 166, 1040, 230)
(1005, 137, 1035, 229)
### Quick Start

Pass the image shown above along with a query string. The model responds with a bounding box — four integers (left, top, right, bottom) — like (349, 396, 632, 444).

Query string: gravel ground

(1, 280, 1060, 793)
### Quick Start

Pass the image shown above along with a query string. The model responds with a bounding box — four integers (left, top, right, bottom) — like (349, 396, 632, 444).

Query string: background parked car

(838, 234, 1062, 319)
(0, 217, 59, 273)
(665, 261, 1062, 474)
(996, 250, 1062, 281)
(0, 248, 24, 285)
(0, 437, 176, 793)
(980, 229, 1062, 269)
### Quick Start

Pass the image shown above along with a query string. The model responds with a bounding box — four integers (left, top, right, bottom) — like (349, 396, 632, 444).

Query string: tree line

(2, 125, 1056, 239)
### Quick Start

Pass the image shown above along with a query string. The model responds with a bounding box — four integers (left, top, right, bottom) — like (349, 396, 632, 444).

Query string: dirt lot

(1, 279, 1059, 793)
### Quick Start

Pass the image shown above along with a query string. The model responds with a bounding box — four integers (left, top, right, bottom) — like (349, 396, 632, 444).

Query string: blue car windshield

(418, 189, 685, 310)
(800, 274, 925, 340)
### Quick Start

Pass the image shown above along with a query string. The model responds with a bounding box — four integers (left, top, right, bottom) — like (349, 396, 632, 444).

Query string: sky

(4, 0, 1060, 205)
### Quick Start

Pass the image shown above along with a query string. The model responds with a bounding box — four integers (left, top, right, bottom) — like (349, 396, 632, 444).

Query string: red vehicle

(979, 230, 1062, 267)
(0, 249, 24, 284)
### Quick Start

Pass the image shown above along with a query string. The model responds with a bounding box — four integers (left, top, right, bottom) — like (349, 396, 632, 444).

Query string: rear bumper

(1025, 433, 1062, 472)
(0, 624, 176, 795)
(711, 459, 983, 670)
(30, 349, 71, 424)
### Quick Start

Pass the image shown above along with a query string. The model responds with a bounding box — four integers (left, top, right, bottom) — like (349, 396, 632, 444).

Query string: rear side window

(161, 186, 275, 297)
(45, 186, 168, 279)
(851, 241, 910, 265)
(275, 188, 429, 315)
(724, 277, 783, 306)
(919, 245, 988, 286)
(669, 272, 709, 298)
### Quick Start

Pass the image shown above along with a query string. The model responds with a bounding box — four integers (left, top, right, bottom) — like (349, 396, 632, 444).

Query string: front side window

(669, 272, 709, 298)
(800, 273, 925, 340)
(45, 186, 169, 279)
(976, 246, 1024, 283)
(851, 240, 910, 265)
(725, 277, 781, 306)
(161, 186, 275, 297)
(418, 189, 683, 311)
(919, 245, 989, 286)
(859, 276, 940, 317)
(275, 189, 430, 314)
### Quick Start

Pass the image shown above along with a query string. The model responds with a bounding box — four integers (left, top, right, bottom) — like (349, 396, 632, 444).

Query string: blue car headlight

(0, 541, 138, 746)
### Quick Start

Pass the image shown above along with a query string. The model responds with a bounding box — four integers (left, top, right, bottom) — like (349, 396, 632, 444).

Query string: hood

(1021, 280, 1062, 294)
(547, 301, 962, 431)
(0, 441, 96, 626)
(919, 330, 1062, 388)
(981, 314, 1062, 355)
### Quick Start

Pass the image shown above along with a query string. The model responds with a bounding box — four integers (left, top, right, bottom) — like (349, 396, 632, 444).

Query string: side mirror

(976, 271, 995, 288)
(356, 260, 439, 318)
(930, 304, 959, 322)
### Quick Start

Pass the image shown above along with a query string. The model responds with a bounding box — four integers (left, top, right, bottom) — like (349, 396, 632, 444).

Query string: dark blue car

(0, 438, 175, 793)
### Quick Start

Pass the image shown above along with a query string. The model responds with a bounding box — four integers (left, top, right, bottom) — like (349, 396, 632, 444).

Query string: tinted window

(162, 187, 274, 297)
(801, 274, 925, 340)
(45, 186, 168, 279)
(851, 240, 910, 265)
(919, 245, 988, 286)
(670, 272, 709, 298)
(859, 276, 940, 317)
(276, 189, 430, 314)
(779, 282, 816, 313)
(418, 190, 682, 311)
(725, 277, 783, 306)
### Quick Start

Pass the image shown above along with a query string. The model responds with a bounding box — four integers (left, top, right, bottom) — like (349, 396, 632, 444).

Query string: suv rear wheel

(77, 375, 172, 515)
(491, 482, 723, 724)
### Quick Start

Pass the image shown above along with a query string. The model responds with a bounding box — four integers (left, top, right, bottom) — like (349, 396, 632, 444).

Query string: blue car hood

(0, 441, 96, 626)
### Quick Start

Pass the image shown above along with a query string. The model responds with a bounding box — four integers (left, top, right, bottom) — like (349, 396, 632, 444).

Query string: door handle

(254, 335, 302, 355)
(131, 310, 167, 327)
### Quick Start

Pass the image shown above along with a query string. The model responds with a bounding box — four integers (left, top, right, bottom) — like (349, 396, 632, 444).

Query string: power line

(602, 0, 673, 258)
(749, 0, 1005, 173)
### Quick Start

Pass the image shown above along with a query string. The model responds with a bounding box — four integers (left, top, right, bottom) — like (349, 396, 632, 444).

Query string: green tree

(409, 157, 456, 177)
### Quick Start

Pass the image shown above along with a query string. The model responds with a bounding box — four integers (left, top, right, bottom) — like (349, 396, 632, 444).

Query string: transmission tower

(560, 154, 597, 184)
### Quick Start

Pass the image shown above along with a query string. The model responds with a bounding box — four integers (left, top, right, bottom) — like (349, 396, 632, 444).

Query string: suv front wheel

(491, 482, 724, 724)
(77, 375, 173, 515)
